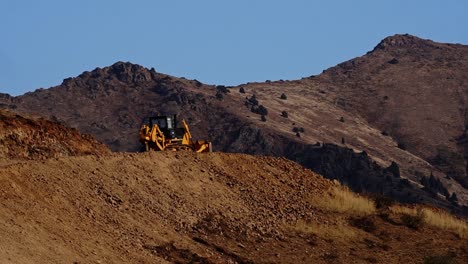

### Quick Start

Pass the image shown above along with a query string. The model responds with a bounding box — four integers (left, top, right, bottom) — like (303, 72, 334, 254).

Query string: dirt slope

(0, 109, 109, 160)
(1, 152, 466, 263)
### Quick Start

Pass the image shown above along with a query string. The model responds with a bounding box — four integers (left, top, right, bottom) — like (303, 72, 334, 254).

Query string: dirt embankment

(1, 151, 466, 263)
(0, 109, 109, 160)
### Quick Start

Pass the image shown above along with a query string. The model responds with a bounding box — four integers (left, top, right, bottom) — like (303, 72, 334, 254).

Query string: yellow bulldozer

(139, 114, 212, 153)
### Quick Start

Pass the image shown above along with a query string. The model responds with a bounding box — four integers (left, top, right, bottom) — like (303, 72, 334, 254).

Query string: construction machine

(139, 114, 212, 153)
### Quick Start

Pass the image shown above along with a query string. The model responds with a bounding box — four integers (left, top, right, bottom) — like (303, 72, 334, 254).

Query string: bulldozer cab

(149, 115, 182, 139)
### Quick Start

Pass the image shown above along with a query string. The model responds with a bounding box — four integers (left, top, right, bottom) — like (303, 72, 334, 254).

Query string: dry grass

(312, 187, 376, 215)
(290, 220, 358, 241)
(391, 205, 468, 238)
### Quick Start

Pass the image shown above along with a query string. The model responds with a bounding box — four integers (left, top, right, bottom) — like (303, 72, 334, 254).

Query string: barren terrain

(1, 33, 468, 263)
(1, 151, 466, 263)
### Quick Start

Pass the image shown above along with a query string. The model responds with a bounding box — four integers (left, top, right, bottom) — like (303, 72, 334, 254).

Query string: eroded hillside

(1, 151, 466, 263)
(0, 109, 109, 160)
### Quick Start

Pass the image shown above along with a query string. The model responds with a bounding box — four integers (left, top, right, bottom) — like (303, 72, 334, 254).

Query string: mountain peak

(373, 34, 437, 51)
(62, 61, 158, 86)
(107, 61, 151, 72)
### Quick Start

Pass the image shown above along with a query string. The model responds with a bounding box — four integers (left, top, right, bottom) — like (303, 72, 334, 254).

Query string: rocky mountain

(313, 34, 468, 189)
(1, 34, 467, 215)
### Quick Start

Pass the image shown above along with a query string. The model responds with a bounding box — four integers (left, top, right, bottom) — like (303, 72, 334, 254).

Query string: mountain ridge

(1, 34, 467, 214)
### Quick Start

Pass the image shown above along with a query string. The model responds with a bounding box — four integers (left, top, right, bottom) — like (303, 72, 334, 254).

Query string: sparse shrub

(280, 93, 287, 100)
(373, 194, 394, 210)
(381, 130, 389, 136)
(248, 95, 258, 106)
(257, 105, 268, 116)
(397, 141, 407, 150)
(239, 87, 245, 93)
(400, 209, 425, 230)
(251, 104, 268, 116)
(388, 58, 399, 64)
(293, 127, 305, 133)
(350, 216, 376, 233)
(281, 111, 288, 118)
(339, 117, 345, 122)
(193, 79, 203, 87)
(341, 137, 345, 144)
(296, 132, 301, 138)
(216, 85, 230, 93)
(215, 91, 224, 100)
(261, 115, 267, 122)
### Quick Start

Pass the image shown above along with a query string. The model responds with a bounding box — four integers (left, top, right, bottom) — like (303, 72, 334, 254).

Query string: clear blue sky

(1, 0, 467, 96)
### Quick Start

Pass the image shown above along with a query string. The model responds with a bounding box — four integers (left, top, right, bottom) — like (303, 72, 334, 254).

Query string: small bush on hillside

(251, 104, 268, 116)
(239, 87, 245, 93)
(216, 85, 230, 93)
(281, 111, 288, 118)
(401, 210, 425, 230)
(292, 127, 305, 133)
(280, 93, 287, 100)
(388, 58, 399, 65)
(193, 79, 203, 87)
(257, 105, 268, 116)
(397, 141, 407, 150)
(215, 91, 224, 100)
(261, 115, 267, 122)
(247, 95, 258, 106)
(350, 216, 377, 233)
(339, 117, 345, 122)
(373, 194, 394, 210)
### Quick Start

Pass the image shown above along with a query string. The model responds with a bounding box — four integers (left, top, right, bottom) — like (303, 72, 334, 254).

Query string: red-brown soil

(0, 109, 109, 160)
(0, 151, 466, 263)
